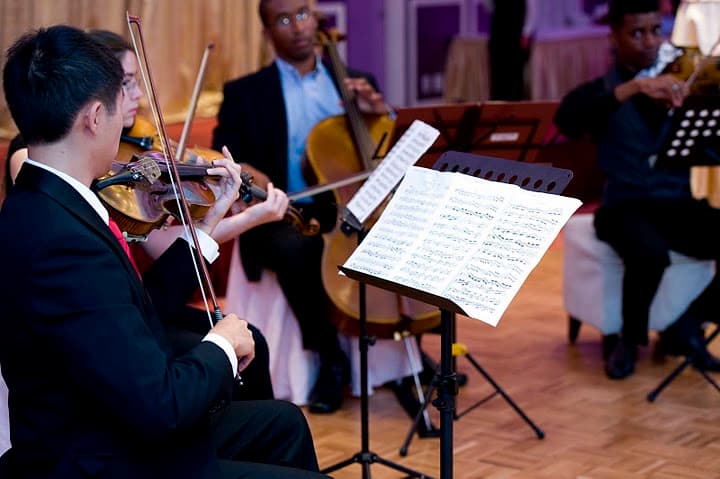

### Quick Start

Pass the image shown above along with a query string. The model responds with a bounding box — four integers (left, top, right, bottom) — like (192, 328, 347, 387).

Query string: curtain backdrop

(0, 0, 263, 138)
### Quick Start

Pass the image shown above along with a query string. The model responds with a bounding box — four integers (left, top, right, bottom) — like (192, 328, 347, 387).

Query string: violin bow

(684, 34, 720, 91)
(126, 12, 223, 325)
(173, 42, 214, 168)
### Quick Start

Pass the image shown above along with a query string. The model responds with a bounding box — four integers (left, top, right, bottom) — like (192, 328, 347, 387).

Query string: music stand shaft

(439, 309, 455, 479)
(320, 226, 431, 479)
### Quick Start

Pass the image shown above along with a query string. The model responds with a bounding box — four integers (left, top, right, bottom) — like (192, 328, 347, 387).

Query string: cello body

(304, 25, 440, 334)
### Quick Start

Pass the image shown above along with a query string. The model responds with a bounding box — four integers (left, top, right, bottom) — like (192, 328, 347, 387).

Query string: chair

(1, 367, 10, 456)
(224, 238, 424, 404)
(224, 239, 319, 404)
(563, 210, 715, 354)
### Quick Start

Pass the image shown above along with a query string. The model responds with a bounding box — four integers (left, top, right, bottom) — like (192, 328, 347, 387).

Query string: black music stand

(320, 215, 432, 479)
(341, 151, 574, 479)
(646, 95, 720, 401)
(391, 101, 559, 168)
(656, 95, 720, 169)
(398, 152, 569, 457)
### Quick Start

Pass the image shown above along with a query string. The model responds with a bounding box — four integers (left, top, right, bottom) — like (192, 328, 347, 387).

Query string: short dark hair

(87, 29, 133, 60)
(258, 0, 272, 27)
(2, 25, 123, 145)
(608, 0, 660, 29)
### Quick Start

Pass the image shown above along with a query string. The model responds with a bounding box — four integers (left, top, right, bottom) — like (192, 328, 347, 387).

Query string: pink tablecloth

(530, 26, 611, 100)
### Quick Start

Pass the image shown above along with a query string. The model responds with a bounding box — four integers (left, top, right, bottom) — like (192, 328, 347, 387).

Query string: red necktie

(108, 217, 142, 278)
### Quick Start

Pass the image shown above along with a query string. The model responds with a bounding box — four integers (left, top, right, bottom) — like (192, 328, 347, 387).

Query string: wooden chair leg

(568, 316, 582, 343)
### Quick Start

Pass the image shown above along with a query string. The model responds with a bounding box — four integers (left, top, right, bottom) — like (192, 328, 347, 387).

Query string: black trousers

(212, 401, 328, 478)
(594, 198, 720, 345)
(169, 306, 274, 400)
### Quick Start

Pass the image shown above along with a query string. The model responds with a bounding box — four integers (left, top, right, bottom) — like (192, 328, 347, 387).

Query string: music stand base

(321, 451, 433, 478)
(399, 330, 544, 457)
(322, 222, 433, 479)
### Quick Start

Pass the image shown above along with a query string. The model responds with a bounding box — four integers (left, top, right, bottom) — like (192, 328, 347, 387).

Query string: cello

(305, 22, 440, 336)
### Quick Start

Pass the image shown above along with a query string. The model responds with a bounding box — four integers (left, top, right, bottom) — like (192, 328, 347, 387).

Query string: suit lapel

(264, 64, 291, 186)
(16, 164, 146, 293)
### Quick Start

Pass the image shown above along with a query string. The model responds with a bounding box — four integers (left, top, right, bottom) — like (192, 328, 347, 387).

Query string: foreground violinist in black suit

(0, 25, 326, 478)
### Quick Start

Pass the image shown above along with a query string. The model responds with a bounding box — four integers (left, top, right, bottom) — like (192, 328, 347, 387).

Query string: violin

(120, 116, 223, 166)
(95, 150, 218, 238)
(99, 115, 320, 238)
(649, 42, 720, 95)
(664, 46, 720, 95)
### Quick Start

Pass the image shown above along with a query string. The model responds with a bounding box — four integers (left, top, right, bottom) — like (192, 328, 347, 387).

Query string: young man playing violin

(212, 0, 393, 415)
(5, 29, 291, 401)
(555, 0, 720, 380)
(0, 25, 327, 478)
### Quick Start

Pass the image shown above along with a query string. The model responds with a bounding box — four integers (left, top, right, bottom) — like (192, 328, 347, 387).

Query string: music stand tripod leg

(648, 325, 720, 401)
(320, 225, 432, 479)
(401, 316, 545, 456)
(462, 352, 545, 439)
(399, 379, 437, 456)
(647, 357, 693, 402)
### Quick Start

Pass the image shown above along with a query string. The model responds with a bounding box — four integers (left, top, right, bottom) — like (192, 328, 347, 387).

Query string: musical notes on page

(346, 120, 440, 225)
(343, 166, 582, 326)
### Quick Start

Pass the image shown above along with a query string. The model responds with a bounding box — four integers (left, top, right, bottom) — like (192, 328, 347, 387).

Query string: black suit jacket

(212, 60, 377, 195)
(0, 164, 234, 478)
(212, 60, 377, 280)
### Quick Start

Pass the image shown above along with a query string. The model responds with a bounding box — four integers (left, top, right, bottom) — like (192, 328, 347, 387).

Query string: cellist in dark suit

(212, 0, 390, 415)
(0, 25, 326, 479)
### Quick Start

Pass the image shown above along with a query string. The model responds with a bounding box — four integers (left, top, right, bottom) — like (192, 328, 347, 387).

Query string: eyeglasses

(273, 8, 311, 28)
(121, 76, 140, 93)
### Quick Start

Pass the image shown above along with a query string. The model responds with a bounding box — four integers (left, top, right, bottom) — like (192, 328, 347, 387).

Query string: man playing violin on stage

(5, 28, 295, 401)
(555, 0, 720, 380)
(0, 25, 327, 478)
(212, 0, 392, 414)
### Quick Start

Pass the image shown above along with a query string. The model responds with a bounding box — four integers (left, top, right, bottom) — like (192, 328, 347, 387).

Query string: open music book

(342, 166, 582, 326)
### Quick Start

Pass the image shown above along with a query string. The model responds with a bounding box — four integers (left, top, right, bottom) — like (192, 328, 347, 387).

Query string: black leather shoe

(656, 330, 688, 357)
(658, 323, 720, 372)
(602, 333, 620, 361)
(678, 330, 720, 372)
(691, 347, 720, 371)
(308, 356, 350, 414)
(605, 338, 636, 380)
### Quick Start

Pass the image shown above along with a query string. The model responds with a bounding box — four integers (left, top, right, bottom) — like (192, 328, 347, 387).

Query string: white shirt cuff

(181, 228, 220, 263)
(203, 332, 238, 375)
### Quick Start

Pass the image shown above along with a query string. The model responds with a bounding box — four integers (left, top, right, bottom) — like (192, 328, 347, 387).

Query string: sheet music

(343, 166, 582, 326)
(346, 120, 440, 225)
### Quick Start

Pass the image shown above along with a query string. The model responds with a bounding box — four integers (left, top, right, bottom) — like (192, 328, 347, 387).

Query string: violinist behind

(554, 0, 720, 380)
(4, 29, 291, 402)
(212, 0, 391, 414)
(0, 25, 327, 478)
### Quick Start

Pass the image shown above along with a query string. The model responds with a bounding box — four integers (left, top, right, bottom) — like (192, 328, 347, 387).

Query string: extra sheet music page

(342, 166, 582, 326)
(346, 120, 440, 225)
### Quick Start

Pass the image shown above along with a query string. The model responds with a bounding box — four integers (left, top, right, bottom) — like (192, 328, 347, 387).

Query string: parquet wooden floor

(303, 245, 720, 479)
